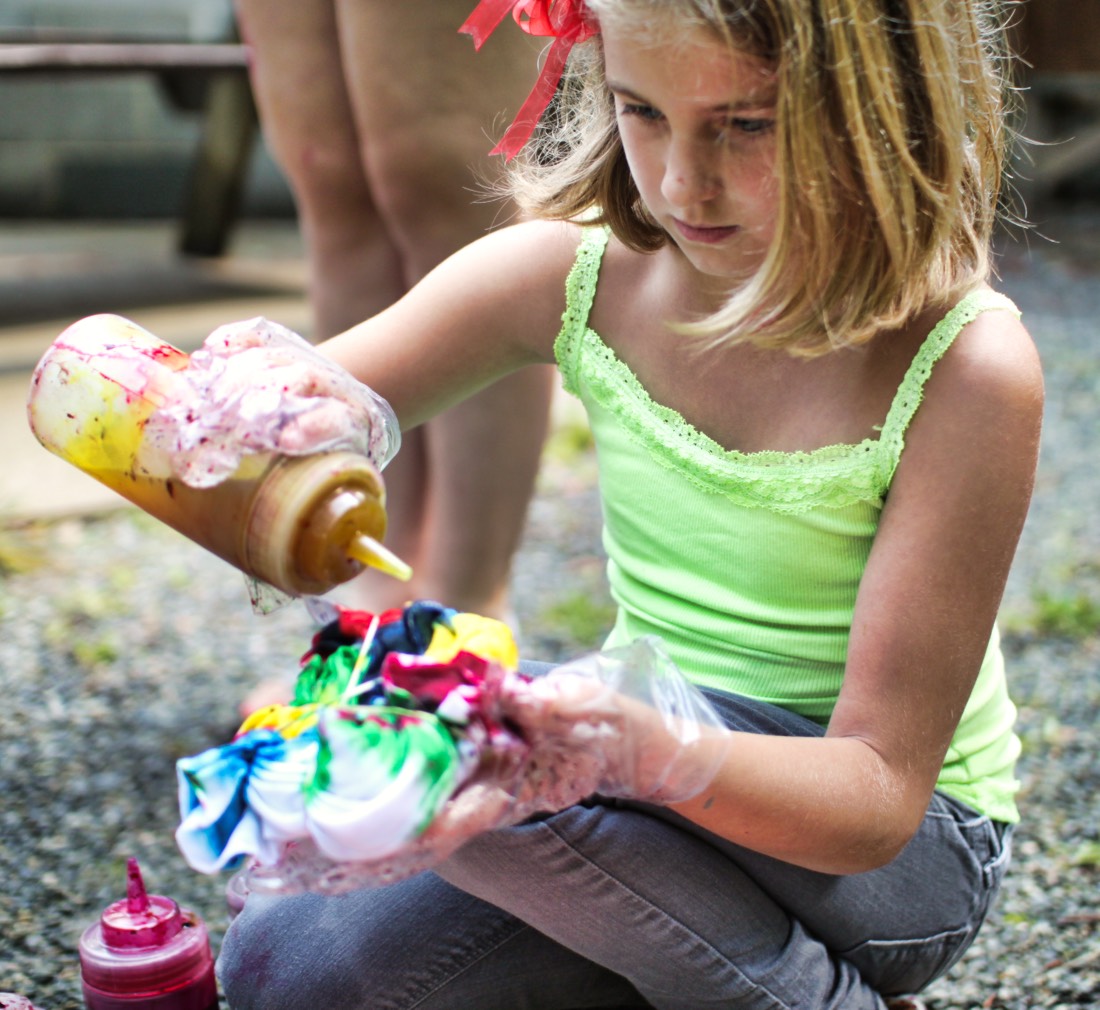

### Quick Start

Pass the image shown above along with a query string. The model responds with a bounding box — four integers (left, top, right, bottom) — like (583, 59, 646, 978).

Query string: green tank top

(554, 226, 1021, 823)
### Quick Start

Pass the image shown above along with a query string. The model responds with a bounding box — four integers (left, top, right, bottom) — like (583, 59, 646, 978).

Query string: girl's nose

(661, 139, 721, 207)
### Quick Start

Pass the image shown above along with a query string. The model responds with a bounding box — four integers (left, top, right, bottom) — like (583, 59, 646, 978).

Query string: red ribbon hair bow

(460, 0, 597, 160)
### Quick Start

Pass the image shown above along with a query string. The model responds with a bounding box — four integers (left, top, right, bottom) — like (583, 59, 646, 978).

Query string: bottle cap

(99, 858, 183, 949)
(244, 452, 404, 595)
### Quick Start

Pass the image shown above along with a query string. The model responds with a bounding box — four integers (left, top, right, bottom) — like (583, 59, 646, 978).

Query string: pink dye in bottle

(78, 859, 219, 1010)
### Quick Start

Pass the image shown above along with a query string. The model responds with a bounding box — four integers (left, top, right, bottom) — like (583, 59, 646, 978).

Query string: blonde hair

(510, 0, 1019, 355)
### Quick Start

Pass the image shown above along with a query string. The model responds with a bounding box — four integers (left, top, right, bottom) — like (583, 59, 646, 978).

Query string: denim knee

(217, 892, 322, 1010)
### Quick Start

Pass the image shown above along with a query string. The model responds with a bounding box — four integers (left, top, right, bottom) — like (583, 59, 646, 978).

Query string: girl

(217, 1, 1043, 1007)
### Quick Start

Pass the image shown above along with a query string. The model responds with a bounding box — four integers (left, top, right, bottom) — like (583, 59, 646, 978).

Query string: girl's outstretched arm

(670, 307, 1044, 875)
(318, 219, 582, 429)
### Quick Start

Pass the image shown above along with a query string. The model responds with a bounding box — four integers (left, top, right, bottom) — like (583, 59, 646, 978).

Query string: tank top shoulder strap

(879, 289, 1020, 478)
(555, 226, 611, 396)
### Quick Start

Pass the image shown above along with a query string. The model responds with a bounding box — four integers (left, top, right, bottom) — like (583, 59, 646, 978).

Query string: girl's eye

(721, 117, 775, 139)
(618, 102, 663, 123)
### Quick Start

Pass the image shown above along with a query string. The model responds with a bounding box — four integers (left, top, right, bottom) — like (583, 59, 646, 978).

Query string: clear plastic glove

(503, 636, 730, 806)
(144, 317, 400, 488)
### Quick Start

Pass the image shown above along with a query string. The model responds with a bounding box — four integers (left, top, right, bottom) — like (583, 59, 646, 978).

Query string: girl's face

(603, 21, 779, 284)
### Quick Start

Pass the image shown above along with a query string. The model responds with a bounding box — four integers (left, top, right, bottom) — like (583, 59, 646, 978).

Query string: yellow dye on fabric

(424, 613, 518, 670)
(236, 703, 320, 740)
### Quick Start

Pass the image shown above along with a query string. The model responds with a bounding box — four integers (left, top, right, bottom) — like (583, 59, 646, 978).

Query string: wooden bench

(0, 28, 258, 257)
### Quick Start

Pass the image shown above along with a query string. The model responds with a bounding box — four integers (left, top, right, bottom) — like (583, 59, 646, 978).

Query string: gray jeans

(217, 690, 1013, 1010)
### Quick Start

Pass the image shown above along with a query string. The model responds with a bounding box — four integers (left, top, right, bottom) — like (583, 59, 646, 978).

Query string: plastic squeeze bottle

(79, 859, 219, 1010)
(27, 314, 409, 597)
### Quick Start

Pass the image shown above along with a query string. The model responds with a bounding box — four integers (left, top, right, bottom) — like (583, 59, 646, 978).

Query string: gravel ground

(1, 209, 1098, 1009)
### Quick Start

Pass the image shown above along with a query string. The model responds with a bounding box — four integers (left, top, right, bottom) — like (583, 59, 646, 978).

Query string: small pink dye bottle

(78, 859, 219, 1010)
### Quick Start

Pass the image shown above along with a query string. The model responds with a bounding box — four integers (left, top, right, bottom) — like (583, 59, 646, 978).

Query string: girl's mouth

(672, 219, 741, 244)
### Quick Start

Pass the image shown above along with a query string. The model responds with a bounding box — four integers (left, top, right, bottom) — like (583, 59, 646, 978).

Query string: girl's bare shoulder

(890, 293, 1043, 514)
(927, 295, 1044, 420)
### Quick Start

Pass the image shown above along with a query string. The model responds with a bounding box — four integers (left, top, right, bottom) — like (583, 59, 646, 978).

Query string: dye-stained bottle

(78, 859, 219, 1010)
(27, 314, 409, 597)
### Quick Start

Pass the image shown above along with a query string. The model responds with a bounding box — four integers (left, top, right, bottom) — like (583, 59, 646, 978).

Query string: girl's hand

(148, 317, 401, 487)
(372, 652, 730, 873)
(498, 655, 729, 808)
(375, 641, 731, 863)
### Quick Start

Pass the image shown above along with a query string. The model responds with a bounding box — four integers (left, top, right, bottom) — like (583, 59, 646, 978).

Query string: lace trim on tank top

(554, 227, 1021, 514)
